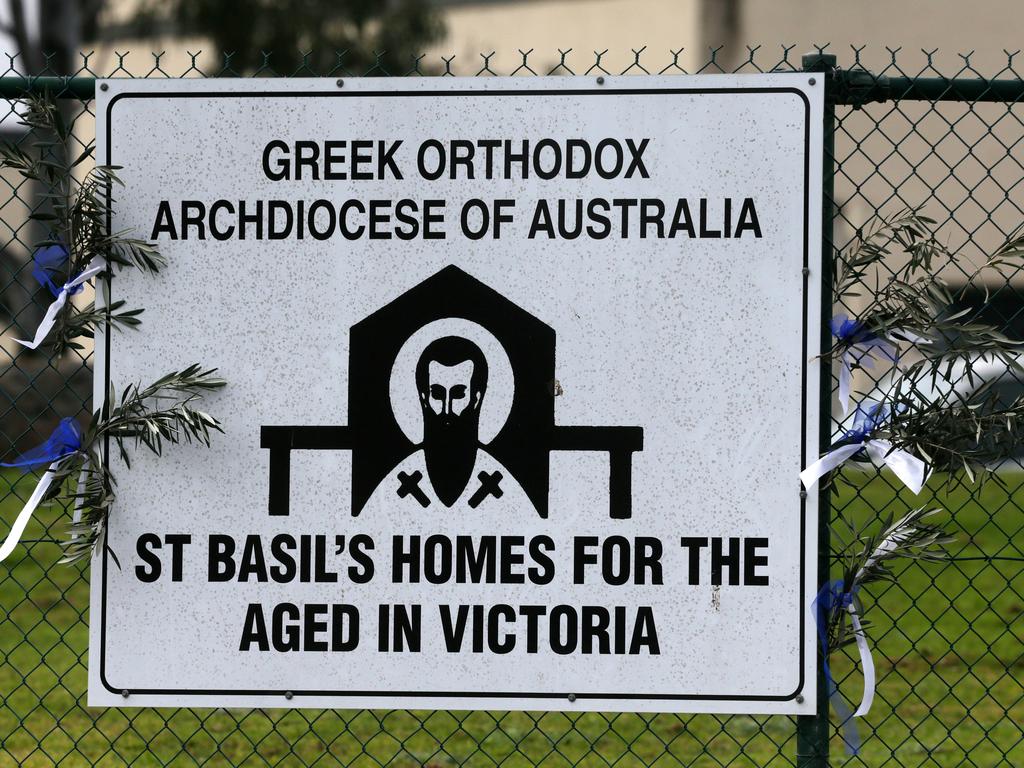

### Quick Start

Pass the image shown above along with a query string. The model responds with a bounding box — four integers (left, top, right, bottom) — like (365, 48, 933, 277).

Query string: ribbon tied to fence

(15, 245, 105, 350)
(0, 418, 83, 563)
(812, 579, 876, 754)
(800, 402, 926, 494)
(830, 314, 899, 416)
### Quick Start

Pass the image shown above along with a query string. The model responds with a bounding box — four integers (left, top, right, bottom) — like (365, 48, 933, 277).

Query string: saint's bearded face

(416, 338, 488, 506)
(420, 359, 483, 442)
(424, 360, 479, 418)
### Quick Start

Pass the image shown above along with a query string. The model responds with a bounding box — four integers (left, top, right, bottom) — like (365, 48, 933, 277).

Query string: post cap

(801, 52, 837, 72)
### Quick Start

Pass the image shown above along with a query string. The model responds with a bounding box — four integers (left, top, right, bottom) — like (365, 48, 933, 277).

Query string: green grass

(1, 469, 1022, 766)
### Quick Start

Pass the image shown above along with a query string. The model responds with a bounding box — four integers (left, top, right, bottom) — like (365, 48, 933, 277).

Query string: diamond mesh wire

(0, 46, 1022, 767)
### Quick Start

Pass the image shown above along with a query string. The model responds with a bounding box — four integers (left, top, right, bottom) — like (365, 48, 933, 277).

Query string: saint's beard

(422, 405, 480, 507)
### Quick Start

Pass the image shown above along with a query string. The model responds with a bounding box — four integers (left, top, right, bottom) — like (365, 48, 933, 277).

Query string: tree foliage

(0, 95, 161, 355)
(4, 0, 446, 77)
(57, 365, 226, 564)
(173, 0, 446, 75)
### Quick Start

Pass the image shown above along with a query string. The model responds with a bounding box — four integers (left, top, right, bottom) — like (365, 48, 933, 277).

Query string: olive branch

(51, 365, 225, 565)
(1, 95, 225, 564)
(825, 508, 955, 652)
(1, 94, 162, 354)
(830, 210, 1024, 483)
(832, 210, 1024, 390)
(821, 209, 1024, 660)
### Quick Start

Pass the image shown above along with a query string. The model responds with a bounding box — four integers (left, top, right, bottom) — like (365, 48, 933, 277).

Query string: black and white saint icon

(261, 265, 644, 519)
(366, 326, 535, 515)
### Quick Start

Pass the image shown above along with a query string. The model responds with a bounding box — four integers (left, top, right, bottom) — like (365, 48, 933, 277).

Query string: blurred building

(432, 0, 1024, 76)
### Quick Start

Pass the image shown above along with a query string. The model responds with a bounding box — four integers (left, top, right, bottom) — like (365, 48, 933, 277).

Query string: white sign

(91, 76, 823, 714)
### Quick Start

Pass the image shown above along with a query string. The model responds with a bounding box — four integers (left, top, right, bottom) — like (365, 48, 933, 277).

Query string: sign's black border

(100, 84, 816, 704)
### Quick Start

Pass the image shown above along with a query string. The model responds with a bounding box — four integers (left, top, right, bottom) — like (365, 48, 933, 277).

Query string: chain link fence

(1, 46, 1022, 767)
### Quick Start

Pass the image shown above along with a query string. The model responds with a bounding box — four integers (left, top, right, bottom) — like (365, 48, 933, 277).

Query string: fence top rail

(1, 71, 1024, 105)
(831, 72, 1024, 106)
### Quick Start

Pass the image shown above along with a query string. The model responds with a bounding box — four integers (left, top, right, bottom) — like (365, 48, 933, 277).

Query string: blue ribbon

(813, 580, 862, 755)
(830, 314, 879, 345)
(30, 244, 82, 299)
(0, 418, 83, 469)
(837, 401, 902, 446)
(835, 401, 909, 455)
(830, 315, 901, 417)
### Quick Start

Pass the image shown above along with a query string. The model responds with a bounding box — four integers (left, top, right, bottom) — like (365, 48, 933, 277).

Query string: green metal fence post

(796, 50, 837, 768)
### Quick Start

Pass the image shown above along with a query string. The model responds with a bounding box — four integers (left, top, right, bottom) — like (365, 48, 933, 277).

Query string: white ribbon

(840, 531, 916, 719)
(15, 257, 105, 350)
(847, 600, 876, 717)
(0, 462, 59, 563)
(800, 438, 926, 494)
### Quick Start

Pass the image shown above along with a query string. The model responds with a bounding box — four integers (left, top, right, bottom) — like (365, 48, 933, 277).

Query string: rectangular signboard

(91, 75, 823, 713)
